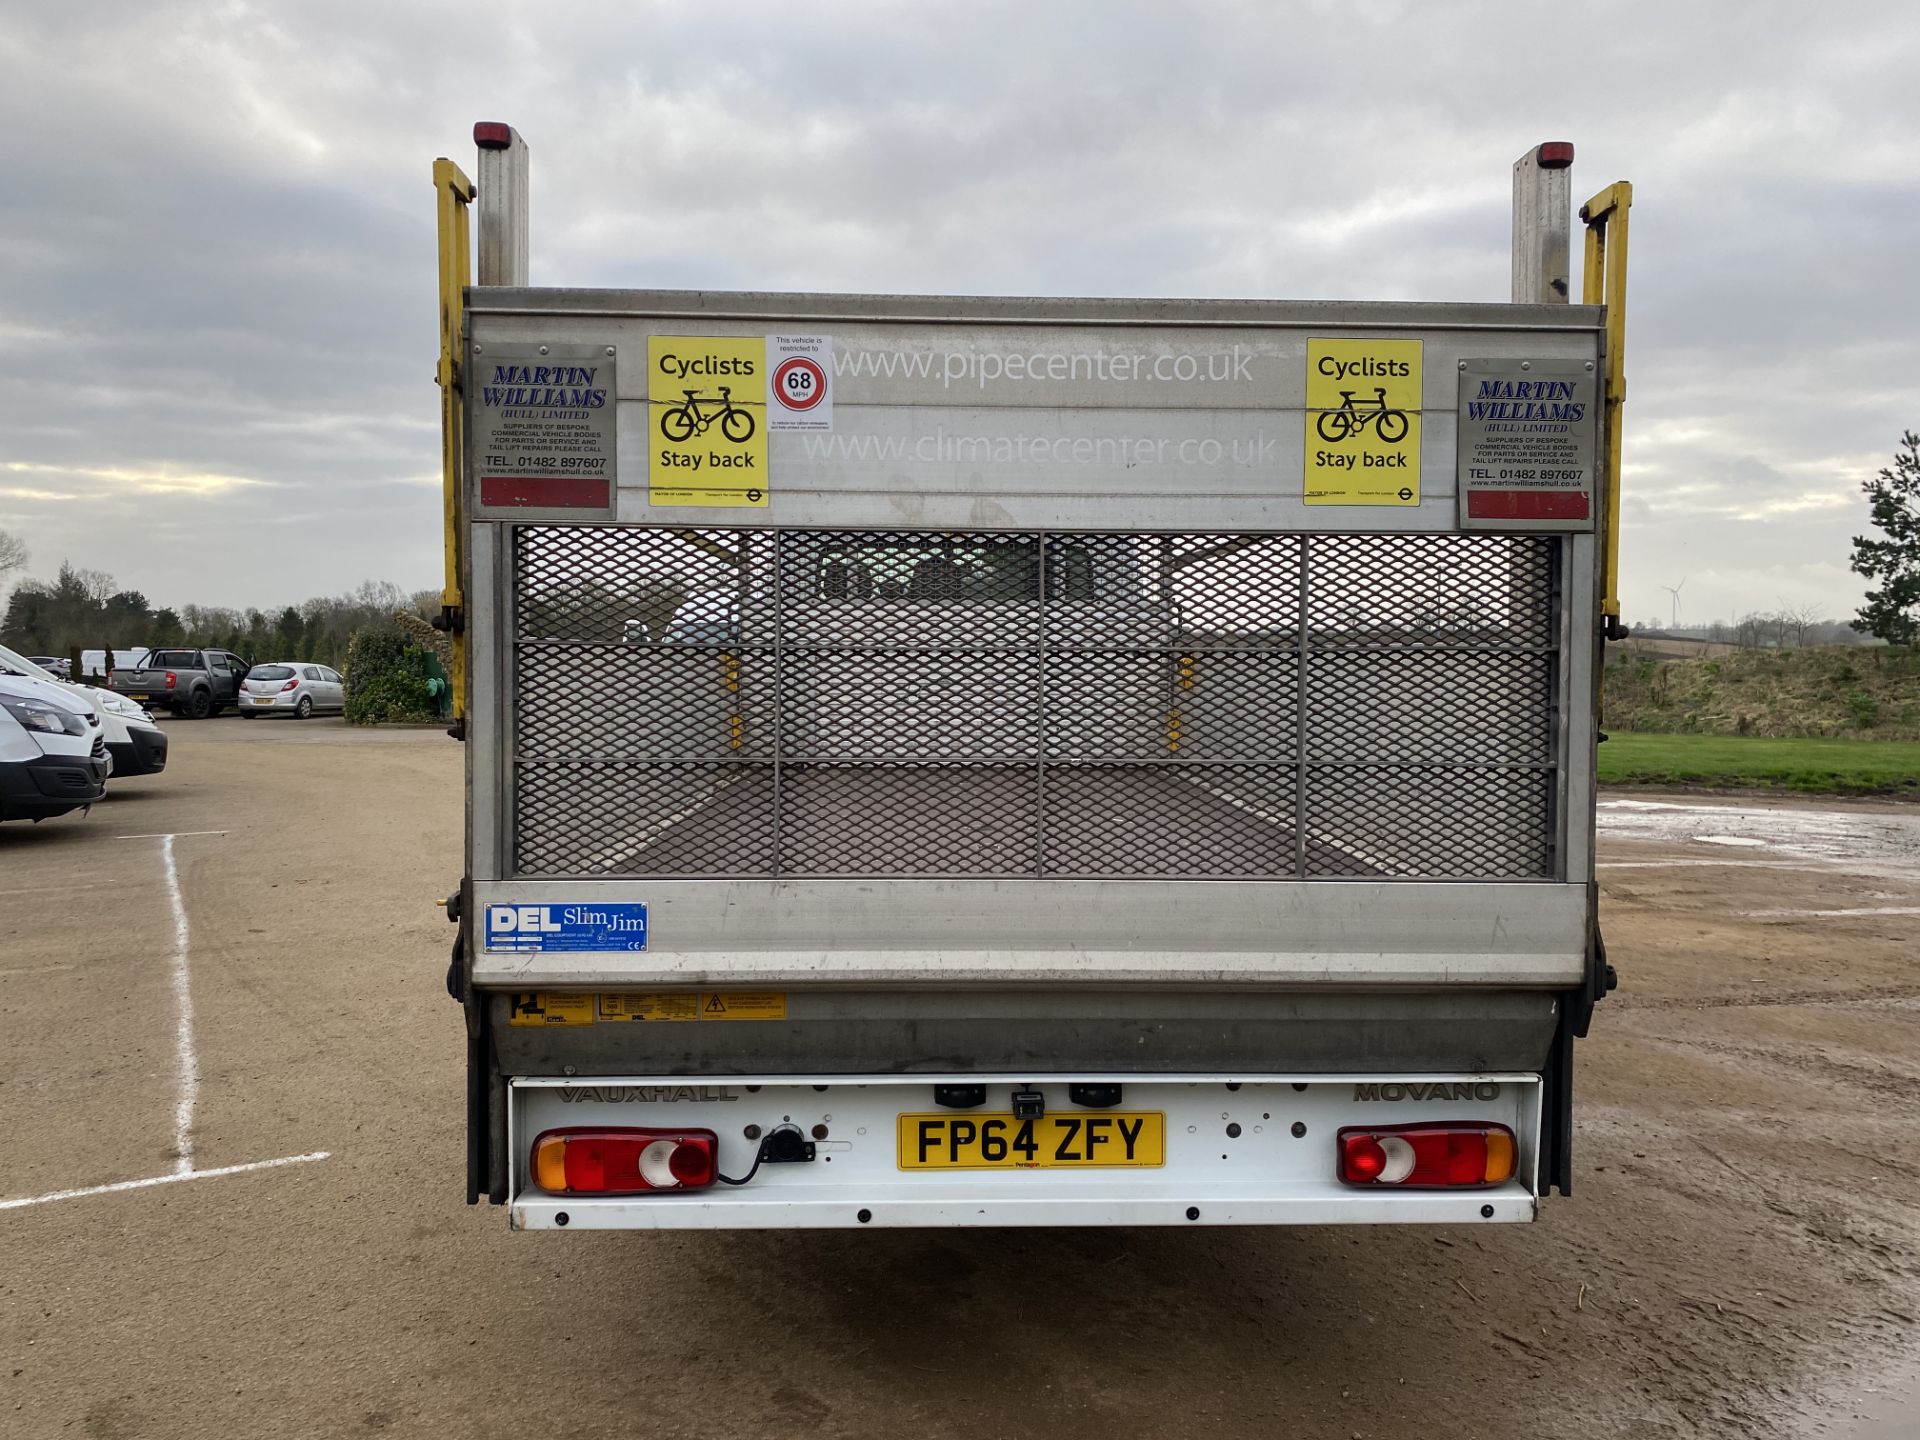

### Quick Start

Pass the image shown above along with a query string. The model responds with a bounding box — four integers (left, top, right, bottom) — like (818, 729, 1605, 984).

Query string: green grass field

(1598, 732, 1920, 795)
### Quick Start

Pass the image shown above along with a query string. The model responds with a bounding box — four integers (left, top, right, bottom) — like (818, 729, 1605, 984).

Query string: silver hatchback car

(239, 663, 345, 719)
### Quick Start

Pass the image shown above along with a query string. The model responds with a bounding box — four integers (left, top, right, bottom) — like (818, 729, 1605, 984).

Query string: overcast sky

(2, 0, 1915, 627)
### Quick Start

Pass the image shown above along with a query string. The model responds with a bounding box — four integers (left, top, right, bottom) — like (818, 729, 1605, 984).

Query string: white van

(0, 644, 168, 778)
(0, 672, 107, 822)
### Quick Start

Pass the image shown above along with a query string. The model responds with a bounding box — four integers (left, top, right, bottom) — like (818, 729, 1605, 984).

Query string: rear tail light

(1337, 1123, 1516, 1188)
(531, 1127, 719, 1195)
(281, 679, 299, 691)
(165, 671, 177, 690)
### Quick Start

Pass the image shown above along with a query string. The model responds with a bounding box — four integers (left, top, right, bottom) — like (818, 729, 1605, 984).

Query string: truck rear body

(441, 133, 1624, 1230)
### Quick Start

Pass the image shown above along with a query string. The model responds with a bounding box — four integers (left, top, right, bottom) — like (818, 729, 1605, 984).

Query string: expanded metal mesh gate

(509, 527, 1560, 881)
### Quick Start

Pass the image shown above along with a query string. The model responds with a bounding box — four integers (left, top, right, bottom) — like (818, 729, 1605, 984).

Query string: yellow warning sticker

(648, 335, 768, 507)
(506, 992, 596, 1026)
(597, 992, 702, 1023)
(699, 992, 789, 1021)
(1304, 338, 1423, 506)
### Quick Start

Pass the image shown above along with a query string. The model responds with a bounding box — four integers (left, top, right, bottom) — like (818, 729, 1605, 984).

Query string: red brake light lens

(1337, 1123, 1516, 1188)
(531, 1128, 719, 1195)
(281, 679, 299, 691)
(474, 121, 513, 150)
(1536, 140, 1575, 169)
(165, 671, 177, 689)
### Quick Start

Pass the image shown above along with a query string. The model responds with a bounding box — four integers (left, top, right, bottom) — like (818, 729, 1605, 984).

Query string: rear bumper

(505, 1073, 1541, 1231)
(0, 752, 108, 821)
(107, 728, 168, 776)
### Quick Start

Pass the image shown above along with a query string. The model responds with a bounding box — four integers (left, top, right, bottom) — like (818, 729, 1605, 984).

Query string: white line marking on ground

(0, 1152, 331, 1211)
(160, 833, 201, 1174)
(0, 964, 77, 977)
(1740, 906, 1920, 919)
(116, 830, 228, 840)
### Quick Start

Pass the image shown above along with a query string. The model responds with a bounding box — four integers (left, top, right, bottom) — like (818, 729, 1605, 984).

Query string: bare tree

(1778, 600, 1823, 648)
(0, 529, 26, 585)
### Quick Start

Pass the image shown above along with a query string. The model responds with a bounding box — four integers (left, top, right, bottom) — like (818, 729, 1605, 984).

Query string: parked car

(0, 644, 168, 777)
(26, 656, 71, 679)
(239, 662, 345, 719)
(0, 672, 107, 823)
(109, 647, 249, 718)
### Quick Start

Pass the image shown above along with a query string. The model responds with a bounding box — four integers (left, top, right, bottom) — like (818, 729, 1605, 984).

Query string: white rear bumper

(507, 1073, 1540, 1231)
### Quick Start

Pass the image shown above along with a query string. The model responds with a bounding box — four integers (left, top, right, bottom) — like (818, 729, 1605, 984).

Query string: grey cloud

(0, 0, 1916, 620)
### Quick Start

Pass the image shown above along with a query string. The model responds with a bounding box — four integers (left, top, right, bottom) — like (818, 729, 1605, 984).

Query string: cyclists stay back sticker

(648, 335, 769, 507)
(1304, 338, 1422, 506)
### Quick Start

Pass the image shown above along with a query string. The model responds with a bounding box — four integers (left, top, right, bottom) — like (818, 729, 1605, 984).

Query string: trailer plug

(717, 1124, 815, 1187)
(762, 1124, 816, 1164)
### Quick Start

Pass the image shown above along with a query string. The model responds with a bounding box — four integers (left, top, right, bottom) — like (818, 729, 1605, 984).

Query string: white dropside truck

(434, 127, 1631, 1230)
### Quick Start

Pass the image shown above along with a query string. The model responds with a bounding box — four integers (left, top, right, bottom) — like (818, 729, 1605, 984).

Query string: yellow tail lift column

(433, 157, 474, 736)
(1580, 181, 1632, 642)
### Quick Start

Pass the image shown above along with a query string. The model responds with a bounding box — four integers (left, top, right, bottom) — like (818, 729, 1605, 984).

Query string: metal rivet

(1226, 1123, 1242, 1139)
(1291, 1122, 1307, 1138)
(744, 1124, 762, 1140)
(1480, 1204, 1495, 1219)
(1520, 361, 1531, 370)
(1585, 361, 1595, 371)
(606, 346, 616, 356)
(473, 344, 483, 355)
(555, 1212, 570, 1227)
(1458, 360, 1467, 370)
(856, 1209, 872, 1224)
(1185, 1206, 1201, 1221)
(561, 1065, 576, 1077)
(537, 345, 549, 355)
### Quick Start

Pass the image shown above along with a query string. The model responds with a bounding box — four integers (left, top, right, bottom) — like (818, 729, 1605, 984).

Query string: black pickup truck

(109, 647, 250, 718)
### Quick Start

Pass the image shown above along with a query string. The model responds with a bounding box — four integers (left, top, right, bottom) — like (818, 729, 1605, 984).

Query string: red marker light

(1536, 141, 1575, 169)
(1337, 1123, 1517, 1188)
(474, 121, 513, 151)
(531, 1128, 720, 1195)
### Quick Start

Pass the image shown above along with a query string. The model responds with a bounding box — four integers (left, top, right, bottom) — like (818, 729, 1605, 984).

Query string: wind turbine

(1659, 577, 1687, 629)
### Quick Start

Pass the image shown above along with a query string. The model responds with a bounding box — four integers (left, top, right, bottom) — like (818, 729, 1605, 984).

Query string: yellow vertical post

(434, 158, 475, 729)
(1579, 181, 1632, 634)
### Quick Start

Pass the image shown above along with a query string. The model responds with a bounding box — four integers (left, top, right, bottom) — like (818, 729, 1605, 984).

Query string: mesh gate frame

(486, 524, 1573, 886)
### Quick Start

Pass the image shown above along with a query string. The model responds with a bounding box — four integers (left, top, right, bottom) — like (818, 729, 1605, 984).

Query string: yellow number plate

(897, 1112, 1165, 1170)
(251, 696, 275, 705)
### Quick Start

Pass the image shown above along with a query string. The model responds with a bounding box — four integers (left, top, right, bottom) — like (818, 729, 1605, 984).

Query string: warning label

(700, 992, 789, 1021)
(648, 335, 769, 507)
(598, 993, 702, 1022)
(1304, 338, 1423, 506)
(507, 992, 595, 1027)
(505, 992, 789, 1025)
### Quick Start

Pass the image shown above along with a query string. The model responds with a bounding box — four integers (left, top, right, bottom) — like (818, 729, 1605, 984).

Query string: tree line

(0, 559, 437, 671)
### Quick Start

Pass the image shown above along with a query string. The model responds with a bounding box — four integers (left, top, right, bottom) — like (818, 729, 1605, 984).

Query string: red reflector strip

(1466, 490, 1589, 521)
(1536, 140, 1575, 169)
(473, 121, 513, 150)
(479, 475, 610, 509)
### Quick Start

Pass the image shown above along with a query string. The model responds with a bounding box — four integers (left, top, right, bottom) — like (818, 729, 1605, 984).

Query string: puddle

(1823, 1370, 1920, 1439)
(1598, 799, 1920, 879)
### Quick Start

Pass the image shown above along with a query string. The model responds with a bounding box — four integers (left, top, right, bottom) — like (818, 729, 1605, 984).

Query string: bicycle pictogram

(661, 386, 756, 444)
(1315, 387, 1410, 444)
